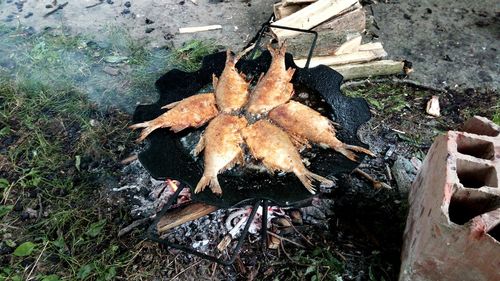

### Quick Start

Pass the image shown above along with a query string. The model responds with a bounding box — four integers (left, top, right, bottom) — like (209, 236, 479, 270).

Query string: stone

(400, 116, 500, 281)
(392, 156, 417, 194)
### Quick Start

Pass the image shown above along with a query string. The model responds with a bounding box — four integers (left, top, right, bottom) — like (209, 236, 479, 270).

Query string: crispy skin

(193, 114, 248, 195)
(246, 45, 296, 115)
(129, 93, 218, 142)
(213, 50, 250, 113)
(241, 120, 333, 194)
(268, 101, 375, 161)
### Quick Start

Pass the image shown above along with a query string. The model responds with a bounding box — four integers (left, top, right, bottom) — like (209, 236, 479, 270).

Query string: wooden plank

(294, 48, 387, 68)
(282, 0, 318, 7)
(358, 42, 384, 52)
(157, 202, 218, 233)
(285, 8, 365, 58)
(179, 25, 222, 33)
(272, 0, 358, 39)
(314, 3, 363, 31)
(331, 60, 405, 80)
(274, 3, 306, 20)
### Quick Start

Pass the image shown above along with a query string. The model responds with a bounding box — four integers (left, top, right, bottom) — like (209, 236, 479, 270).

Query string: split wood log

(179, 25, 222, 33)
(358, 42, 384, 52)
(273, 3, 308, 20)
(334, 33, 362, 55)
(157, 202, 218, 233)
(314, 3, 362, 31)
(282, 0, 318, 7)
(332, 60, 407, 80)
(294, 48, 387, 68)
(271, 0, 359, 39)
(285, 8, 365, 57)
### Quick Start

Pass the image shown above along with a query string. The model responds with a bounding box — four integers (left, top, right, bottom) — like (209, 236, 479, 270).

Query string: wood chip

(157, 203, 218, 233)
(178, 25, 222, 33)
(273, 3, 306, 20)
(426, 95, 441, 117)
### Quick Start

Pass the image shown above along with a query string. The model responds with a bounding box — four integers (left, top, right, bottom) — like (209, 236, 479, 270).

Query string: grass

(0, 76, 138, 280)
(3, 21, 496, 281)
(0, 24, 225, 281)
(275, 247, 344, 281)
(171, 40, 222, 72)
(342, 83, 498, 150)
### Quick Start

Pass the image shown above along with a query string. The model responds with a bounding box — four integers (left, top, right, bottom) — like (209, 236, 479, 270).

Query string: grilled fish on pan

(193, 114, 248, 195)
(242, 119, 333, 194)
(269, 100, 375, 161)
(213, 50, 250, 113)
(246, 44, 295, 116)
(129, 93, 218, 142)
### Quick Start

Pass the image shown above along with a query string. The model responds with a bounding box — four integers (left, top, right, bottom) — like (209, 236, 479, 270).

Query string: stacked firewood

(271, 0, 412, 80)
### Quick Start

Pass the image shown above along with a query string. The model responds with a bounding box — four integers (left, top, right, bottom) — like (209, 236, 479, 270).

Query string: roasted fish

(129, 93, 218, 142)
(242, 120, 333, 194)
(268, 101, 375, 161)
(213, 50, 250, 113)
(246, 44, 295, 115)
(193, 114, 248, 195)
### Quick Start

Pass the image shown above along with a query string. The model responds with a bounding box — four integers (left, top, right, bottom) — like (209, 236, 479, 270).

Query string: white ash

(301, 197, 335, 226)
(160, 209, 230, 256)
(117, 159, 176, 218)
(117, 156, 338, 257)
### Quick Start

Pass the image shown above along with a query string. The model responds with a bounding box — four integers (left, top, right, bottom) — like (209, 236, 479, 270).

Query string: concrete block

(400, 116, 500, 281)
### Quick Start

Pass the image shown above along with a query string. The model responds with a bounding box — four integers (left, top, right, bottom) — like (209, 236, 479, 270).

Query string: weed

(274, 247, 344, 280)
(171, 40, 222, 71)
(0, 24, 227, 280)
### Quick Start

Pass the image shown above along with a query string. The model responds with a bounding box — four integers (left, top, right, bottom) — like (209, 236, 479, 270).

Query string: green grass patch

(0, 23, 229, 280)
(0, 74, 137, 280)
(171, 40, 222, 71)
(274, 247, 344, 280)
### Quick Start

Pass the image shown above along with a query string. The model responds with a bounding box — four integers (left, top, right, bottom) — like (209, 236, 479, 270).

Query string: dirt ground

(1, 0, 498, 90)
(0, 0, 498, 281)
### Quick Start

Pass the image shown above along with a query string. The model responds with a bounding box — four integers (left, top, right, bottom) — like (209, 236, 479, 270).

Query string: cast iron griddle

(132, 51, 371, 208)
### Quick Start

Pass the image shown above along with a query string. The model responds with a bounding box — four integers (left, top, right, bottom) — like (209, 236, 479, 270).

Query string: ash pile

(116, 158, 338, 259)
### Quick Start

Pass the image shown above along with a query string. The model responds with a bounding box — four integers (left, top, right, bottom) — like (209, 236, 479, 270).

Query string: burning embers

(130, 44, 373, 195)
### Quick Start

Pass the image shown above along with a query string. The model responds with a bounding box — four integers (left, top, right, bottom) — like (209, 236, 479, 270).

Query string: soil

(1, 0, 497, 90)
(368, 0, 499, 90)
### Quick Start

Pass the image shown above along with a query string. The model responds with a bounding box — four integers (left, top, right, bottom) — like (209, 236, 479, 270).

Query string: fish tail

(129, 121, 161, 143)
(333, 143, 375, 161)
(297, 169, 332, 194)
(296, 173, 316, 194)
(195, 175, 222, 195)
(333, 146, 359, 162)
(226, 49, 237, 65)
(344, 144, 376, 157)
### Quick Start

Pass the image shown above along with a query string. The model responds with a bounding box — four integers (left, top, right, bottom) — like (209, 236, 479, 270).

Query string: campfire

(128, 24, 374, 264)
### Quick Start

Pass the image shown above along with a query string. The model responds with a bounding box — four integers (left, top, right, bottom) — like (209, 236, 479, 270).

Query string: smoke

(0, 24, 172, 114)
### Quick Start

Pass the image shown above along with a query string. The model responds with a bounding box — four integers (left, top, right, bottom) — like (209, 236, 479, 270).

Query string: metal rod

(247, 23, 318, 69)
(225, 200, 261, 265)
(261, 200, 268, 252)
(269, 24, 318, 69)
(146, 198, 262, 266)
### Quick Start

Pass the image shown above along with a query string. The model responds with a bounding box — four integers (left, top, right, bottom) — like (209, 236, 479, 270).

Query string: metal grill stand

(139, 24, 371, 265)
(147, 185, 268, 266)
